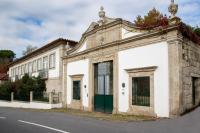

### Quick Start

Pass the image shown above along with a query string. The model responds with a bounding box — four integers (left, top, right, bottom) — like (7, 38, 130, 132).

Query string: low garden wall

(0, 100, 62, 109)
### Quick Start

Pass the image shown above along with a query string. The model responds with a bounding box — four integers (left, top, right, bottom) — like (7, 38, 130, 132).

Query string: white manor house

(8, 1, 200, 118)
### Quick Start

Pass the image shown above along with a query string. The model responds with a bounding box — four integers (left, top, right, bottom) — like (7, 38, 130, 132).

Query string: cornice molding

(63, 25, 179, 60)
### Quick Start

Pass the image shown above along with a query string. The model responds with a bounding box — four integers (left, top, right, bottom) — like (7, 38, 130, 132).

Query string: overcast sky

(0, 0, 199, 58)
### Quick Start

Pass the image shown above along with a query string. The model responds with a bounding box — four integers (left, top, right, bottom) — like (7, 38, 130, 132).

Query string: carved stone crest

(168, 0, 178, 18)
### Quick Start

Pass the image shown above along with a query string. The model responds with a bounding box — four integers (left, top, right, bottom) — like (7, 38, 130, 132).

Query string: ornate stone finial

(168, 0, 181, 25)
(168, 0, 178, 18)
(98, 6, 106, 26)
(99, 6, 105, 18)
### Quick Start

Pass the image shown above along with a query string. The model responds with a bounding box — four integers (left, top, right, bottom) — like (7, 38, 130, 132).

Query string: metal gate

(94, 61, 113, 113)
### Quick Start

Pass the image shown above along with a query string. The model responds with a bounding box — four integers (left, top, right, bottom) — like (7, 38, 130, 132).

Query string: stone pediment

(84, 6, 118, 33)
(85, 22, 99, 33)
(68, 6, 142, 54)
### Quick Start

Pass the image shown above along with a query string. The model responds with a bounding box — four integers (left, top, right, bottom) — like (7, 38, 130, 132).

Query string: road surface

(0, 107, 200, 133)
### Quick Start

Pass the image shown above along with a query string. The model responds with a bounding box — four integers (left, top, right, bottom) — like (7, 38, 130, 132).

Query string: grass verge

(23, 108, 157, 122)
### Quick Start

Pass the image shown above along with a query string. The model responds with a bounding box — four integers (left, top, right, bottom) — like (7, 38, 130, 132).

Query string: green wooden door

(94, 62, 113, 113)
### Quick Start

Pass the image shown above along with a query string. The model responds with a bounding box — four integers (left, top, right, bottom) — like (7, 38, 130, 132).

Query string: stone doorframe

(126, 66, 157, 116)
(68, 74, 84, 110)
(88, 53, 118, 114)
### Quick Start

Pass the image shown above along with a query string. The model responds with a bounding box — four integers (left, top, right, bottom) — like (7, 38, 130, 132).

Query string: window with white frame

(43, 56, 48, 70)
(28, 62, 32, 73)
(21, 65, 25, 75)
(37, 58, 42, 70)
(33, 60, 37, 72)
(49, 53, 55, 69)
(11, 69, 13, 77)
(25, 64, 27, 73)
(15, 67, 18, 76)
(18, 66, 21, 76)
(13, 68, 15, 76)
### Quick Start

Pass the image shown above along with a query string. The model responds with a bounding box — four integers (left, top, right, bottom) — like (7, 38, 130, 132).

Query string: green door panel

(94, 95, 105, 112)
(104, 95, 113, 113)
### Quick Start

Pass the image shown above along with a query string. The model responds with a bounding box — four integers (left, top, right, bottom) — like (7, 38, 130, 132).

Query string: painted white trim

(0, 117, 6, 119)
(18, 120, 70, 133)
(0, 100, 62, 109)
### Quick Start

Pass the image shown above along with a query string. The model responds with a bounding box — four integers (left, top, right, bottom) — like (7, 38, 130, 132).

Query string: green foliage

(0, 50, 15, 62)
(0, 74, 46, 101)
(134, 8, 168, 30)
(0, 81, 12, 100)
(0, 50, 15, 73)
(186, 25, 200, 37)
(194, 27, 200, 37)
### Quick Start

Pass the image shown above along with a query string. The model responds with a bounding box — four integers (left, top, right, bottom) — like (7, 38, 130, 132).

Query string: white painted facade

(118, 42, 169, 117)
(121, 28, 142, 39)
(9, 47, 60, 81)
(77, 40, 87, 53)
(66, 59, 89, 107)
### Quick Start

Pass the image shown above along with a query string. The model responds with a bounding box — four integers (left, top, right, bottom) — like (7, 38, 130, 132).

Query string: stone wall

(181, 38, 200, 112)
(87, 25, 121, 49)
(45, 78, 62, 93)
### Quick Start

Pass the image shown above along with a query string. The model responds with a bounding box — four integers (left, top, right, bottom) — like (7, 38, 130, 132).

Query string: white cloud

(0, 0, 199, 57)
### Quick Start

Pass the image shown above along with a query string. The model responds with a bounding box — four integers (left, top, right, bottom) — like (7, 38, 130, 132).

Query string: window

(18, 66, 21, 76)
(33, 60, 37, 72)
(73, 80, 81, 100)
(15, 67, 18, 76)
(28, 62, 32, 73)
(37, 58, 42, 70)
(49, 53, 55, 69)
(24, 64, 28, 73)
(11, 69, 13, 77)
(192, 77, 198, 105)
(132, 77, 150, 106)
(21, 65, 25, 75)
(43, 56, 48, 70)
(13, 68, 16, 76)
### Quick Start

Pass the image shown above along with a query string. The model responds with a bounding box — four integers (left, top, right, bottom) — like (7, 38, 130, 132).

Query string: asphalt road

(0, 107, 200, 133)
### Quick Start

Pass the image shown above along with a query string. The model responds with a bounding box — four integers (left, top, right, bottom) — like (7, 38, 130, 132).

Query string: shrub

(194, 27, 200, 37)
(134, 8, 168, 30)
(0, 74, 46, 101)
(0, 81, 12, 100)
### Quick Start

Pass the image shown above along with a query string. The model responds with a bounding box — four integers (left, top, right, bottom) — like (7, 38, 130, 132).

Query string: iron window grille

(73, 80, 81, 100)
(132, 77, 150, 106)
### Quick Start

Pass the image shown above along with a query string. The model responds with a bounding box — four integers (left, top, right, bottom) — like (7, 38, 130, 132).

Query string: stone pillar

(49, 92, 52, 104)
(62, 60, 67, 108)
(168, 39, 183, 117)
(30, 91, 33, 102)
(11, 92, 14, 102)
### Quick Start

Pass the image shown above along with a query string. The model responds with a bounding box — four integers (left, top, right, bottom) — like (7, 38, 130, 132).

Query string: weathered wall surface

(45, 78, 62, 92)
(181, 38, 200, 112)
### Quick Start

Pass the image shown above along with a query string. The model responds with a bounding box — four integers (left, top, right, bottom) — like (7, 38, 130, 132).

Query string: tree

(0, 81, 12, 100)
(0, 50, 15, 73)
(194, 27, 200, 37)
(0, 50, 15, 63)
(22, 45, 37, 56)
(134, 8, 168, 30)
